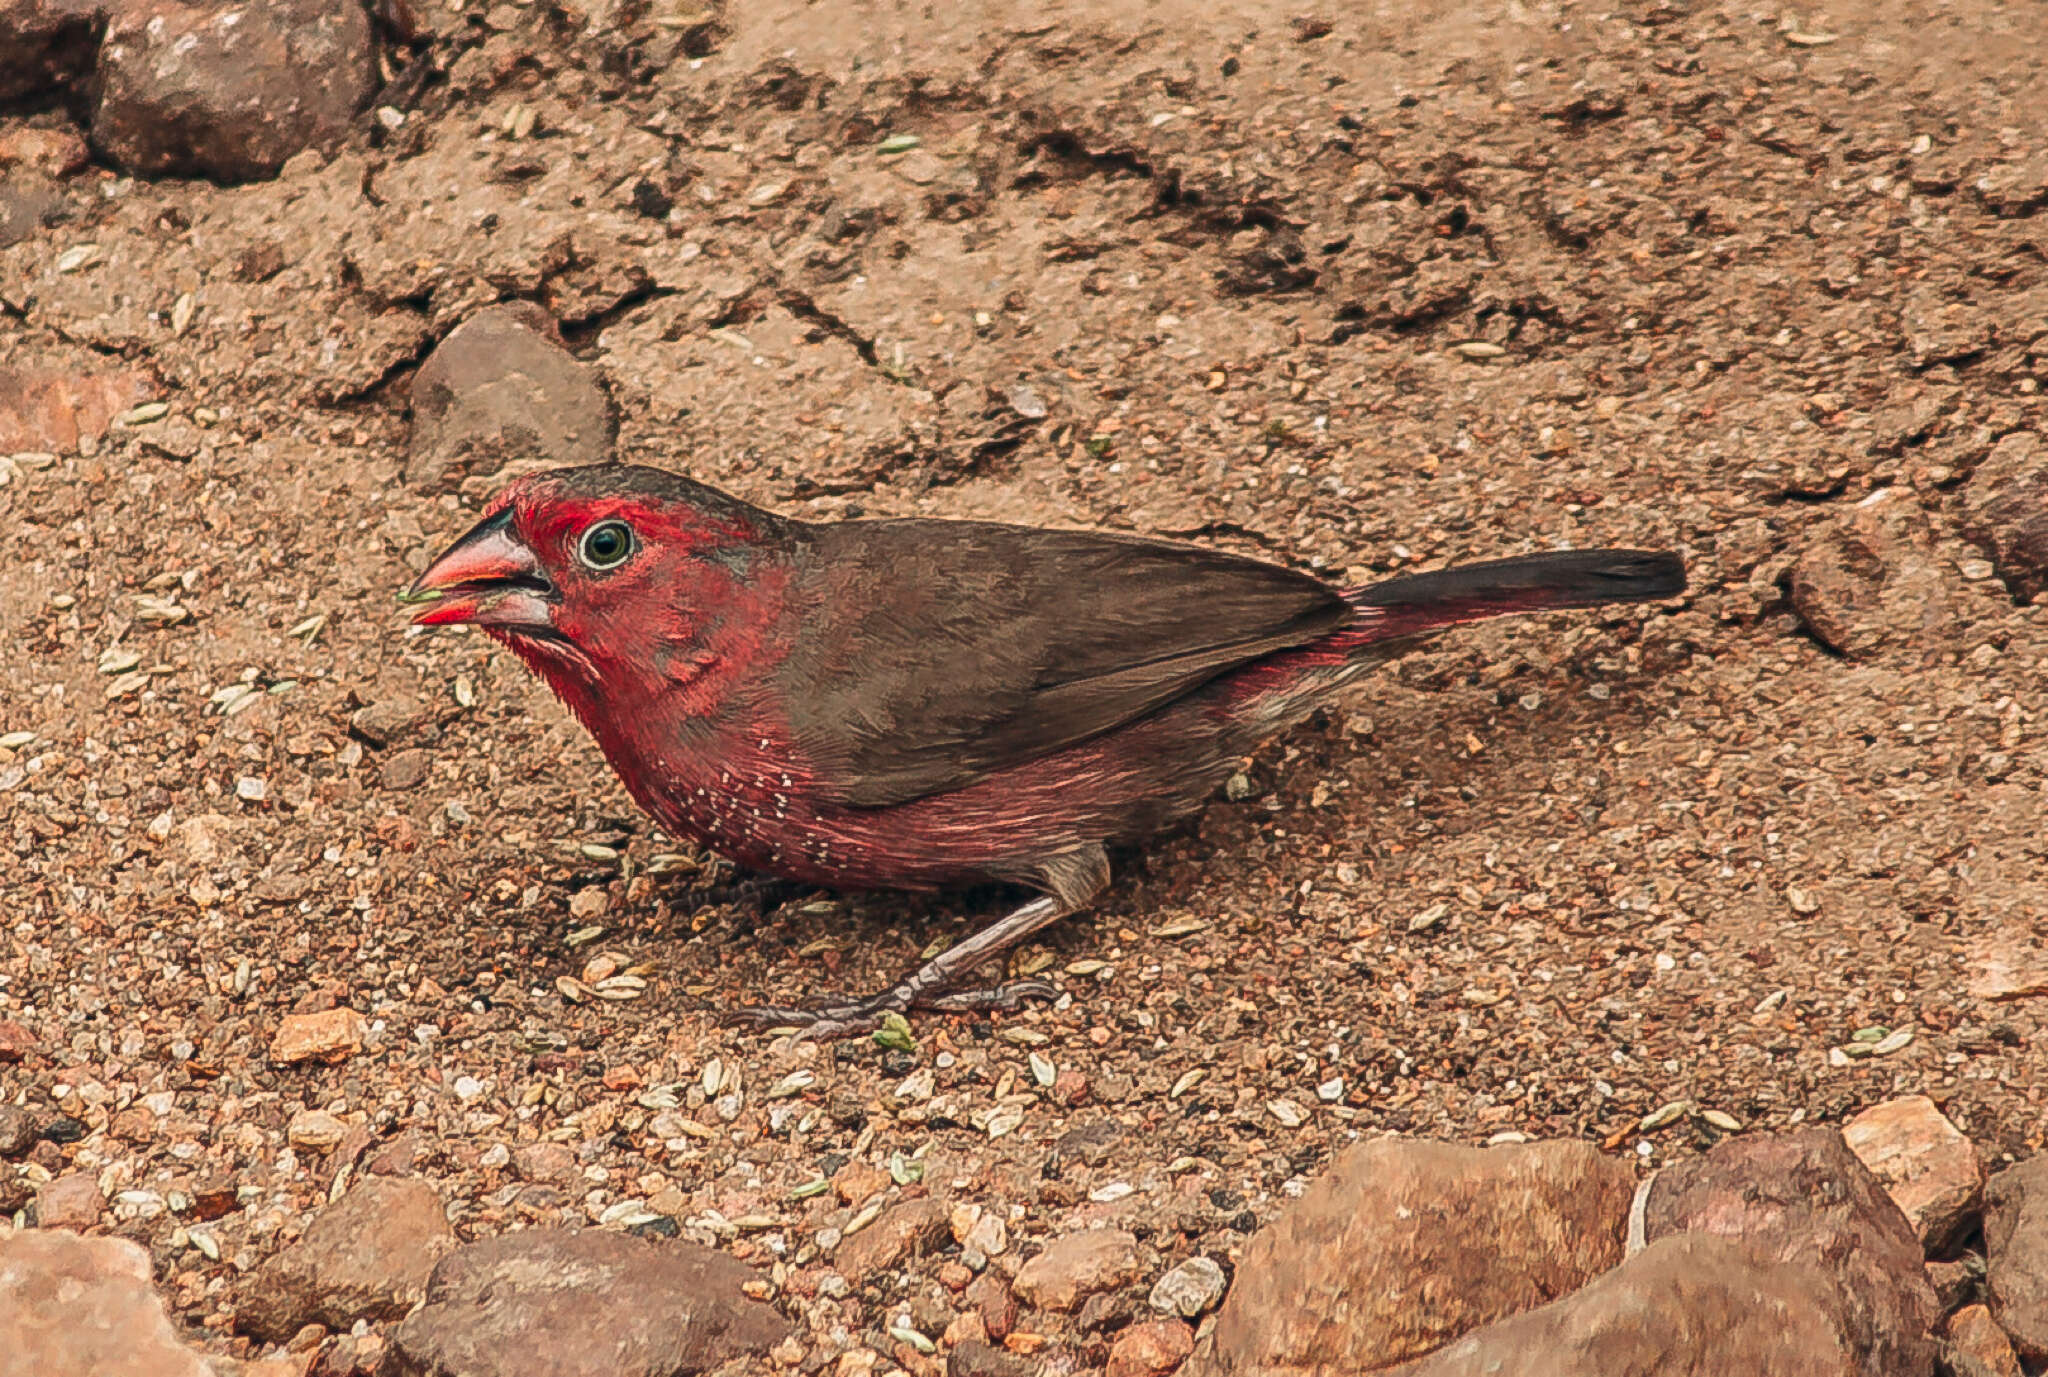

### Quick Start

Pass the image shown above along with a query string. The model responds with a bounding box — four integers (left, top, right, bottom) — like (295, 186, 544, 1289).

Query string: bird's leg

(722, 894, 1072, 1039)
(723, 845, 1111, 1041)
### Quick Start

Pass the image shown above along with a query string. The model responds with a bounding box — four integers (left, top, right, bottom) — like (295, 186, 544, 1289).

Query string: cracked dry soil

(2, 0, 2046, 1369)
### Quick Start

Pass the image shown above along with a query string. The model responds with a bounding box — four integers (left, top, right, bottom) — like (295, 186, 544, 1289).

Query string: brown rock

(947, 1341, 1037, 1377)
(34, 1172, 105, 1231)
(0, 1228, 212, 1376)
(1966, 934, 2048, 1002)
(0, 1019, 37, 1062)
(1985, 1156, 2048, 1360)
(833, 1158, 889, 1207)
(378, 748, 432, 791)
(966, 1271, 1016, 1341)
(1960, 432, 2048, 601)
(0, 168, 69, 247)
(1843, 1095, 1984, 1254)
(1946, 1304, 2020, 1377)
(1375, 1235, 1856, 1377)
(91, 0, 377, 182)
(406, 303, 614, 491)
(1013, 1229, 1141, 1313)
(238, 1177, 455, 1344)
(0, 0, 101, 104)
(0, 365, 157, 453)
(0, 124, 89, 177)
(269, 1007, 368, 1066)
(1206, 1137, 1634, 1373)
(349, 697, 432, 748)
(1642, 1128, 1937, 1377)
(511, 1141, 579, 1188)
(389, 1228, 790, 1377)
(1927, 1259, 1981, 1317)
(1787, 497, 1958, 659)
(1107, 1319, 1195, 1377)
(835, 1198, 952, 1283)
(0, 1104, 35, 1157)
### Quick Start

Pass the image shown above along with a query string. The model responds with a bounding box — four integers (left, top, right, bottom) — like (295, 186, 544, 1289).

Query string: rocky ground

(2, 0, 2047, 1373)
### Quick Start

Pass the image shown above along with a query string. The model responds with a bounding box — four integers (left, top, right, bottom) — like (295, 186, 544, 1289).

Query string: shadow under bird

(407, 463, 1685, 1038)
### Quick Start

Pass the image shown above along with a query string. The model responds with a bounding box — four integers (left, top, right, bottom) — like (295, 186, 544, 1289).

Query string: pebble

(1106, 1319, 1195, 1377)
(1842, 1095, 1984, 1254)
(1149, 1256, 1227, 1317)
(1013, 1229, 1141, 1313)
(269, 1008, 368, 1066)
(287, 1110, 350, 1153)
(35, 1172, 105, 1230)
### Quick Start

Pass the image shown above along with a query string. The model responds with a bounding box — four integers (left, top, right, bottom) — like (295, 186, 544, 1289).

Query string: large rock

(1380, 1235, 1856, 1377)
(1642, 1128, 1937, 1377)
(1984, 1155, 2048, 1361)
(1198, 1137, 1634, 1375)
(238, 1176, 455, 1343)
(389, 1229, 791, 1377)
(1960, 431, 2048, 601)
(0, 0, 102, 103)
(1842, 1095, 1984, 1255)
(0, 1228, 211, 1377)
(91, 0, 377, 182)
(406, 303, 613, 492)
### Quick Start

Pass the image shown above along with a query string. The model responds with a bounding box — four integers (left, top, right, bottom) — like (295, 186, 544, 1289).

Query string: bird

(406, 463, 1685, 1038)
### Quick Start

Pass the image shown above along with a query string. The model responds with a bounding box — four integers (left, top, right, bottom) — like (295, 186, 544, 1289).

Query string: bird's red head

(405, 463, 787, 692)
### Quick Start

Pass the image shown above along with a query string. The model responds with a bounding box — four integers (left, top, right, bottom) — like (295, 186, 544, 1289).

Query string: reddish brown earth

(1, 0, 2045, 1370)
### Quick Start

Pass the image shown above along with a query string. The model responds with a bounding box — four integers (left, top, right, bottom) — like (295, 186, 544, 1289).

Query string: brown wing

(775, 519, 1353, 807)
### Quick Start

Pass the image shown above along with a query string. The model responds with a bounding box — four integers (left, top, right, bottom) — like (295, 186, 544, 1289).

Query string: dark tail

(1345, 549, 1685, 640)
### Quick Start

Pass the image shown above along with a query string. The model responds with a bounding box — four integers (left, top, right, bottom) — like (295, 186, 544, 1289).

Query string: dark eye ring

(578, 520, 635, 570)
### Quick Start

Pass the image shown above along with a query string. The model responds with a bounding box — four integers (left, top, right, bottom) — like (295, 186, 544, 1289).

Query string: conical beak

(404, 510, 556, 631)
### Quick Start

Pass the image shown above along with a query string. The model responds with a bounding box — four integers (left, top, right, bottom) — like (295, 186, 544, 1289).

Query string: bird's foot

(721, 979, 1059, 1042)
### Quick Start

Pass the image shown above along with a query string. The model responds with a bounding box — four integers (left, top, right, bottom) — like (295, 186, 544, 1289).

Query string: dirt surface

(3, 0, 2046, 1367)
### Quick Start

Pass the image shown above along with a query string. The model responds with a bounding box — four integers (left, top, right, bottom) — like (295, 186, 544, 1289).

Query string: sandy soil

(2, 0, 2045, 1365)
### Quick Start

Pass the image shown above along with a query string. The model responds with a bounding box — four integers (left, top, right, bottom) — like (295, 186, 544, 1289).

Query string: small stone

(1947, 1304, 2021, 1377)
(378, 748, 432, 791)
(1842, 1095, 1984, 1254)
(1959, 432, 2048, 600)
(1148, 1256, 1226, 1317)
(512, 1142, 579, 1189)
(349, 696, 430, 748)
(1787, 498, 1958, 659)
(0, 1019, 36, 1062)
(946, 1340, 1037, 1377)
(391, 1229, 790, 1376)
(287, 1110, 350, 1153)
(0, 1230, 211, 1376)
(835, 1199, 951, 1283)
(92, 0, 376, 182)
(35, 1172, 105, 1230)
(269, 1008, 367, 1066)
(0, 1104, 35, 1157)
(1966, 935, 2048, 1002)
(966, 1272, 1016, 1341)
(833, 1159, 888, 1208)
(1106, 1319, 1195, 1377)
(238, 1178, 455, 1343)
(1985, 1156, 2048, 1361)
(406, 302, 613, 491)
(1013, 1229, 1141, 1313)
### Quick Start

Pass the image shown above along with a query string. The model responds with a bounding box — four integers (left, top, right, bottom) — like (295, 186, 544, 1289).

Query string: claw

(719, 980, 1060, 1042)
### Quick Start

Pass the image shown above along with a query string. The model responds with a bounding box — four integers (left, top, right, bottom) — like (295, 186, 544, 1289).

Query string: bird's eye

(578, 520, 635, 571)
